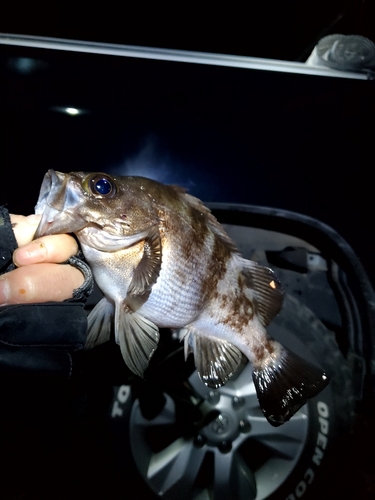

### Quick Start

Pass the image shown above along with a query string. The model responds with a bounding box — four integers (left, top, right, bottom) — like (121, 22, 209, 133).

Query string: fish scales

(35, 170, 329, 426)
(137, 224, 213, 326)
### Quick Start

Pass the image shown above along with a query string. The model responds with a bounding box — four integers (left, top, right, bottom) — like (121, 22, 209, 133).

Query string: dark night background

(1, 3, 375, 498)
(1, 3, 375, 287)
(2, 1, 375, 263)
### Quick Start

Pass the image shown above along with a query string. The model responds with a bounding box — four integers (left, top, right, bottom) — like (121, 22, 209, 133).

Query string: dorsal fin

(171, 186, 238, 253)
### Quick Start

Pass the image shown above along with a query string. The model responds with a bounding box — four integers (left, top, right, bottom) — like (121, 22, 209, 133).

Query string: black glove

(0, 302, 87, 376)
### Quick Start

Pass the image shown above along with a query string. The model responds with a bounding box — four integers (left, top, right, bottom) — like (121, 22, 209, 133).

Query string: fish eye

(85, 174, 116, 198)
(92, 177, 112, 195)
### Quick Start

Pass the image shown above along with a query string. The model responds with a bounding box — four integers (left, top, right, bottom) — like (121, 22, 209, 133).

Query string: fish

(34, 170, 329, 426)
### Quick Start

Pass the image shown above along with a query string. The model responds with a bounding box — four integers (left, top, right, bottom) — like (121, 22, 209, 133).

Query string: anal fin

(116, 307, 160, 378)
(252, 346, 329, 427)
(183, 329, 244, 388)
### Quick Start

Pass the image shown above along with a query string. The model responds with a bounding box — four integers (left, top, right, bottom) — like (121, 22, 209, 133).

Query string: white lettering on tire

(111, 385, 131, 418)
(285, 402, 329, 499)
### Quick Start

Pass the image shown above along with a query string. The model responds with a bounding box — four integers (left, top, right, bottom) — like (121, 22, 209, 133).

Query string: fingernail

(0, 275, 10, 304)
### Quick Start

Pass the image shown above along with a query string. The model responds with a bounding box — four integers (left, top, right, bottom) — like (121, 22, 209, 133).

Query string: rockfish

(35, 170, 328, 426)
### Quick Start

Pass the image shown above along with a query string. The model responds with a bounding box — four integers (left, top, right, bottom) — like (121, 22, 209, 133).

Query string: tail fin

(252, 346, 329, 427)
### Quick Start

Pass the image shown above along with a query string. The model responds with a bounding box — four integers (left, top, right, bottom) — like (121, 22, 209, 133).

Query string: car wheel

(110, 294, 355, 499)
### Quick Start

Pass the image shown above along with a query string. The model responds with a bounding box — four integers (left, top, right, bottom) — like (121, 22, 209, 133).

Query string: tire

(108, 294, 355, 500)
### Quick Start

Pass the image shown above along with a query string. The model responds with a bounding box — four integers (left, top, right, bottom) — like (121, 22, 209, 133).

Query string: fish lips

(34, 169, 87, 237)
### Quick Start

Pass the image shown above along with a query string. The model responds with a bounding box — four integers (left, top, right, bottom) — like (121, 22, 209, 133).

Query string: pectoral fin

(116, 306, 160, 378)
(85, 297, 114, 349)
(127, 225, 162, 298)
(183, 328, 244, 388)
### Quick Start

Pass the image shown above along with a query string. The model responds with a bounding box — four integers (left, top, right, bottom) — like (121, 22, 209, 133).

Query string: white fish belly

(137, 260, 204, 327)
(136, 231, 214, 328)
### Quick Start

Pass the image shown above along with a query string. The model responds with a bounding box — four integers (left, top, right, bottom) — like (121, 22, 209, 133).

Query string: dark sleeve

(0, 206, 18, 274)
(0, 206, 92, 378)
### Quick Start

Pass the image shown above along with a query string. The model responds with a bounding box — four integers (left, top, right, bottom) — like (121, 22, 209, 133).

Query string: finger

(0, 263, 84, 304)
(13, 234, 79, 267)
(10, 214, 42, 247)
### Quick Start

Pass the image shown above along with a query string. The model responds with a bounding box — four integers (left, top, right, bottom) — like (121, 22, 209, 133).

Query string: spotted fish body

(35, 170, 328, 426)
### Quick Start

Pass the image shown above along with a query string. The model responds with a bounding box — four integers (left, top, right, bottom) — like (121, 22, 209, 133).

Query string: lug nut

(218, 440, 232, 453)
(194, 434, 207, 448)
(232, 396, 245, 409)
(207, 390, 220, 405)
(239, 419, 251, 433)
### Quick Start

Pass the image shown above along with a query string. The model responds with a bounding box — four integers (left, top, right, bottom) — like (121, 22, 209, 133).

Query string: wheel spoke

(131, 395, 208, 498)
(211, 450, 257, 500)
(249, 412, 308, 459)
(147, 438, 206, 498)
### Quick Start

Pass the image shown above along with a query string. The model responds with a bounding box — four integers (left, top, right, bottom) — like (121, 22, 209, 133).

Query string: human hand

(0, 214, 84, 304)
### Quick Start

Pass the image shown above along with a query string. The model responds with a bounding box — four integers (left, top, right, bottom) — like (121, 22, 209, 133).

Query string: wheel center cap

(211, 414, 230, 434)
(203, 411, 238, 444)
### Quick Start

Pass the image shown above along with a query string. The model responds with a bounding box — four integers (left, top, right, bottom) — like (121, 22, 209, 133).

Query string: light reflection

(7, 57, 46, 74)
(108, 134, 196, 190)
(51, 106, 86, 116)
(65, 107, 80, 116)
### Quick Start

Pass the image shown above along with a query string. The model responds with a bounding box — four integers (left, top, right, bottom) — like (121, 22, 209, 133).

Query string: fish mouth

(34, 169, 87, 237)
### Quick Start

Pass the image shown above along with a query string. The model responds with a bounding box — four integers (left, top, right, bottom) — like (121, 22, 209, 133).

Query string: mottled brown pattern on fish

(251, 344, 265, 363)
(200, 232, 233, 306)
(252, 339, 276, 364)
(218, 293, 229, 308)
(216, 270, 256, 331)
(220, 291, 255, 330)
(180, 204, 210, 262)
(264, 339, 276, 355)
(239, 266, 260, 316)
